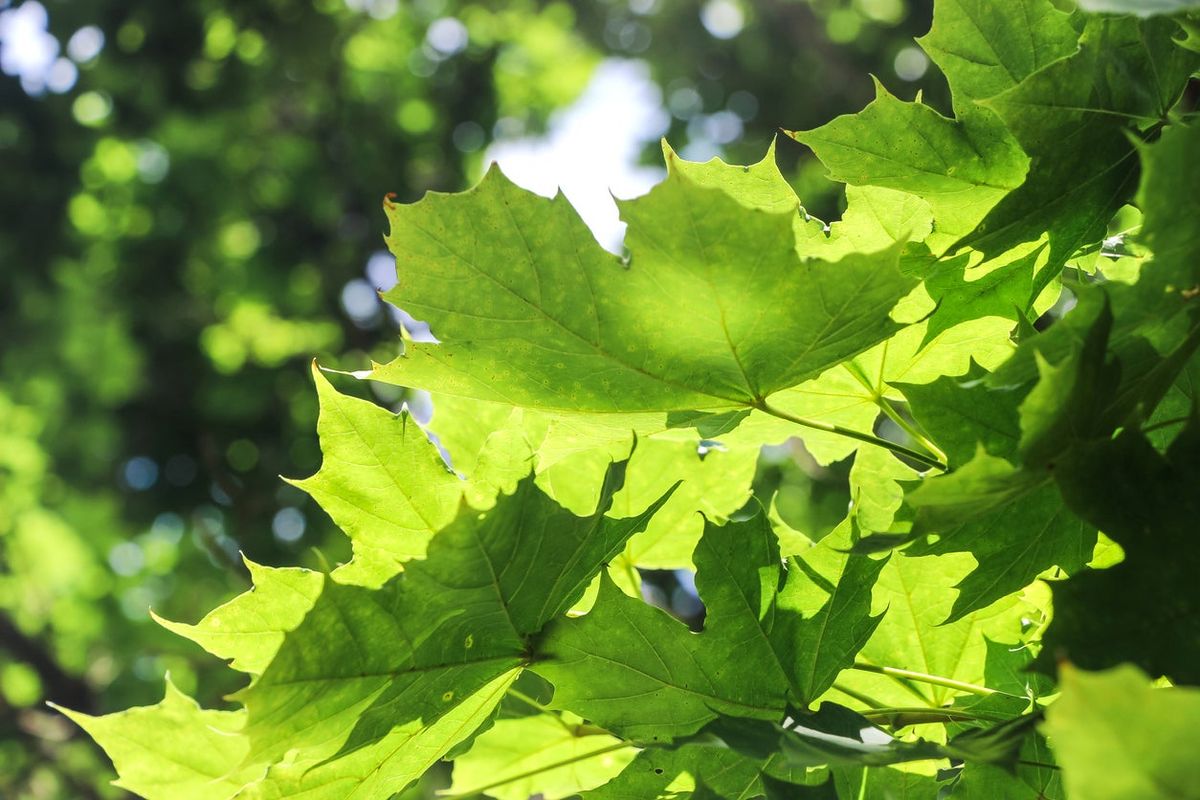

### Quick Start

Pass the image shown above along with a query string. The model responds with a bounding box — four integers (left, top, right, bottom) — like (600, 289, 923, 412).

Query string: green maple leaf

(944, 641, 1062, 799)
(533, 572, 783, 743)
(237, 668, 519, 800)
(55, 680, 258, 800)
(864, 356, 1098, 620)
(371, 150, 917, 417)
(444, 712, 636, 800)
(581, 744, 774, 800)
(427, 392, 759, 569)
(918, 0, 1078, 116)
(62, 4, 1200, 798)
(789, 79, 1029, 254)
(69, 461, 671, 800)
(832, 547, 1035, 709)
(897, 361, 1021, 468)
(832, 766, 941, 800)
(890, 115, 1200, 616)
(153, 558, 323, 674)
(904, 456, 1095, 620)
(1043, 665, 1200, 800)
(610, 438, 759, 569)
(532, 513, 885, 743)
(292, 366, 465, 585)
(237, 461, 671, 776)
(792, 0, 1084, 255)
(967, 15, 1199, 290)
(696, 515, 887, 708)
(1145, 351, 1200, 449)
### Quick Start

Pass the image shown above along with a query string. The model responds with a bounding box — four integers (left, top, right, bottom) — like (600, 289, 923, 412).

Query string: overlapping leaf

(968, 14, 1199, 289)
(532, 513, 886, 743)
(236, 459, 672, 776)
(66, 433, 671, 799)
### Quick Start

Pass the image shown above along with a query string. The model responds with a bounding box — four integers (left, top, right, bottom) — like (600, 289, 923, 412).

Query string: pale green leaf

(790, 79, 1028, 251)
(153, 558, 323, 674)
(292, 366, 464, 584)
(237, 668, 519, 800)
(1043, 665, 1200, 800)
(832, 550, 1033, 708)
(55, 680, 257, 800)
(448, 714, 636, 800)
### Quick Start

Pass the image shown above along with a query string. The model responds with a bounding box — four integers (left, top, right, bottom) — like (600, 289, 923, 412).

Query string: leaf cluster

(62, 1, 1200, 797)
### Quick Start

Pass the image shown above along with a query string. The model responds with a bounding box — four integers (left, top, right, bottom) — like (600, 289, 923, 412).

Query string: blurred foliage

(0, 0, 934, 796)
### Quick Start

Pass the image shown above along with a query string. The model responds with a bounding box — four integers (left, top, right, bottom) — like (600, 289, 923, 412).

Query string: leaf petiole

(850, 662, 1021, 699)
(757, 401, 948, 471)
(860, 707, 1005, 726)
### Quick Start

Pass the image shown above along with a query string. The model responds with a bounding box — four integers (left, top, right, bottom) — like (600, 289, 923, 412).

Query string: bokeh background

(0, 0, 941, 796)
